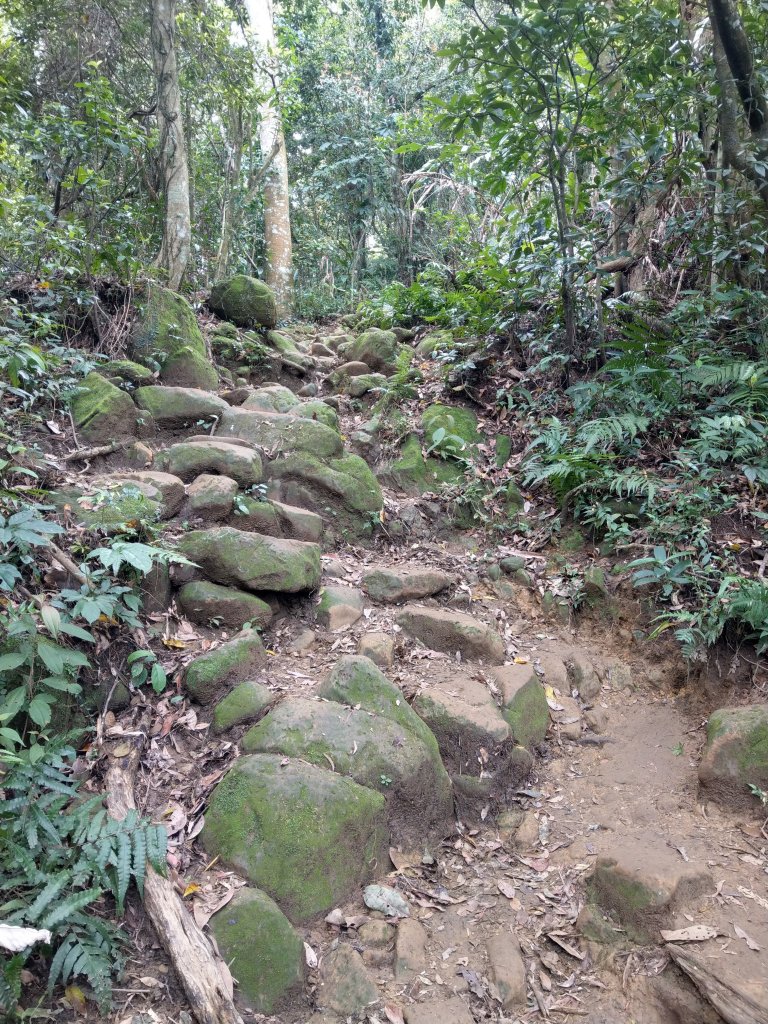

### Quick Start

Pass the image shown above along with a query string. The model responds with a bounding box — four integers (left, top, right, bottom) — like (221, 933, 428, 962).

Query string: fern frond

(577, 414, 649, 452)
(26, 874, 70, 924)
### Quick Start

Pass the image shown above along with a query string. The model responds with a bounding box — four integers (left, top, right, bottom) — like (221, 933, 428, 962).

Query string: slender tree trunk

(215, 106, 244, 282)
(150, 0, 191, 290)
(244, 0, 294, 318)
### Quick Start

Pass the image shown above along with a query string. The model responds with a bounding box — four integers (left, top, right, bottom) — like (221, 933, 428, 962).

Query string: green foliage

(0, 747, 167, 1014)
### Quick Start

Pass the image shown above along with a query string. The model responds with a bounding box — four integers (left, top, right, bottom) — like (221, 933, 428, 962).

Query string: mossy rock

(213, 681, 275, 733)
(341, 328, 406, 374)
(242, 696, 454, 848)
(699, 704, 768, 809)
(98, 359, 154, 386)
(242, 385, 300, 414)
(385, 434, 465, 495)
(346, 373, 388, 398)
(295, 400, 340, 431)
(319, 655, 439, 754)
(209, 275, 277, 329)
(230, 497, 282, 536)
(501, 672, 549, 750)
(266, 329, 299, 354)
(201, 754, 388, 922)
(177, 526, 321, 594)
(415, 329, 454, 358)
(422, 403, 481, 450)
(185, 628, 266, 703)
(209, 886, 304, 1012)
(218, 408, 343, 460)
(131, 287, 218, 391)
(505, 480, 525, 511)
(178, 581, 272, 630)
(160, 439, 262, 487)
(50, 484, 159, 533)
(495, 436, 512, 468)
(133, 386, 228, 428)
(71, 372, 138, 443)
(265, 453, 383, 539)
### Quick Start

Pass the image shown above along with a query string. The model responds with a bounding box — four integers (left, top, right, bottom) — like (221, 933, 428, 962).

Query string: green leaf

(28, 694, 53, 727)
(36, 639, 65, 674)
(40, 604, 61, 638)
(0, 652, 27, 672)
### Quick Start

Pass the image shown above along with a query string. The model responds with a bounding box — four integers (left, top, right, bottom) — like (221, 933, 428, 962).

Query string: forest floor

(32, 319, 768, 1024)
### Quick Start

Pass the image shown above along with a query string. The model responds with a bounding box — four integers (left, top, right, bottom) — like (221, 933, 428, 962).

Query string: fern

(1, 746, 167, 1013)
(577, 413, 649, 452)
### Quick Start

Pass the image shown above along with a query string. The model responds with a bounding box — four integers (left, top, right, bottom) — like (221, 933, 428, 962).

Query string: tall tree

(150, 0, 191, 289)
(244, 0, 294, 317)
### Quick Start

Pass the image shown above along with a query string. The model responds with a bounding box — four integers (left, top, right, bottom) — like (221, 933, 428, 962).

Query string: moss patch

(132, 287, 217, 390)
(209, 275, 277, 329)
(201, 754, 388, 922)
(213, 681, 274, 733)
(502, 677, 549, 750)
(185, 629, 265, 703)
(71, 372, 138, 443)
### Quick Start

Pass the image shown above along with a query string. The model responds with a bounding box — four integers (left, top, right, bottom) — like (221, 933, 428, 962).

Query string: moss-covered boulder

(98, 359, 154, 386)
(160, 439, 262, 487)
(699, 704, 768, 809)
(396, 605, 505, 664)
(242, 696, 454, 847)
(201, 754, 388, 922)
(422, 403, 481, 452)
(294, 400, 340, 431)
(96, 471, 185, 519)
(178, 581, 272, 630)
(50, 484, 159, 532)
(185, 628, 266, 703)
(213, 681, 274, 733)
(209, 275, 277, 329)
(347, 373, 388, 398)
(491, 665, 549, 750)
(177, 526, 321, 594)
(71, 372, 138, 443)
(384, 434, 465, 494)
(133, 386, 228, 428)
(131, 287, 218, 391)
(187, 473, 237, 521)
(230, 497, 282, 536)
(265, 453, 383, 539)
(209, 887, 304, 1013)
(219, 408, 343, 460)
(268, 500, 324, 542)
(242, 385, 299, 414)
(341, 328, 405, 374)
(316, 585, 364, 630)
(319, 656, 438, 753)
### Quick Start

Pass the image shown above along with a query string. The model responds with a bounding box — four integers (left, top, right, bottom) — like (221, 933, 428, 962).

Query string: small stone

(568, 654, 601, 700)
(185, 628, 265, 703)
(514, 811, 540, 850)
(404, 996, 474, 1024)
(363, 884, 410, 918)
(298, 382, 318, 397)
(316, 585, 364, 630)
(213, 681, 274, 733)
(287, 628, 316, 653)
(535, 653, 569, 690)
(120, 441, 154, 469)
(610, 662, 634, 690)
(187, 473, 238, 521)
(584, 707, 608, 734)
(317, 944, 379, 1016)
(486, 930, 526, 1010)
(358, 920, 394, 949)
(358, 632, 394, 669)
(395, 917, 427, 981)
(699, 704, 768, 809)
(551, 696, 582, 741)
(500, 556, 527, 573)
(269, 499, 324, 542)
(487, 563, 502, 581)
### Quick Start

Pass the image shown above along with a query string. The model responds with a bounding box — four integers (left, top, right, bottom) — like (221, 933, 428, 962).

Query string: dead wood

(104, 733, 244, 1024)
(667, 945, 768, 1024)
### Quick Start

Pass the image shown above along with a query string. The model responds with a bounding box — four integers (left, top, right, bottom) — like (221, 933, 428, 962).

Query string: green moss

(707, 707, 768, 776)
(49, 485, 159, 533)
(185, 629, 265, 703)
(387, 434, 465, 494)
(266, 329, 299, 354)
(202, 754, 388, 922)
(503, 677, 549, 750)
(495, 436, 512, 467)
(160, 439, 262, 486)
(99, 359, 154, 385)
(177, 527, 321, 594)
(343, 328, 405, 373)
(209, 887, 304, 1012)
(209, 275, 277, 328)
(296, 400, 340, 431)
(219, 408, 343, 459)
(244, 385, 299, 414)
(422, 403, 481, 447)
(178, 581, 272, 630)
(71, 372, 138, 443)
(133, 387, 227, 429)
(213, 681, 274, 733)
(132, 287, 218, 390)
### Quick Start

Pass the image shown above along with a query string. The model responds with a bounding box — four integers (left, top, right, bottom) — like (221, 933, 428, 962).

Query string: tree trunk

(215, 106, 244, 282)
(244, 0, 294, 318)
(150, 0, 191, 290)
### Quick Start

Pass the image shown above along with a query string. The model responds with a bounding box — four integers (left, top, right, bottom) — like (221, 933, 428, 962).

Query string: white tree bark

(243, 0, 294, 317)
(150, 0, 191, 290)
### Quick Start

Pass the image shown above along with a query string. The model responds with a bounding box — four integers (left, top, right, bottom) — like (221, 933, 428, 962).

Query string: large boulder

(177, 526, 321, 593)
(340, 329, 405, 374)
(213, 681, 275, 733)
(160, 439, 262, 487)
(218, 408, 343, 459)
(209, 887, 304, 1013)
(698, 704, 768, 809)
(133, 386, 228, 428)
(177, 581, 272, 630)
(362, 567, 452, 604)
(265, 453, 383, 539)
(71, 372, 138, 443)
(242, 696, 453, 848)
(383, 434, 466, 494)
(242, 384, 299, 414)
(202, 754, 388, 922)
(131, 287, 218, 390)
(95, 471, 185, 519)
(185, 628, 265, 703)
(98, 359, 154, 386)
(396, 605, 505, 664)
(421, 403, 481, 450)
(209, 275, 277, 329)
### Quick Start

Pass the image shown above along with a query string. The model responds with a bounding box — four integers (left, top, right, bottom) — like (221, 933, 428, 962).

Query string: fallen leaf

(734, 924, 760, 951)
(660, 926, 718, 943)
(65, 984, 87, 1013)
(547, 933, 584, 960)
(383, 1003, 405, 1024)
(182, 883, 201, 898)
(304, 942, 318, 969)
(497, 879, 516, 899)
(163, 637, 187, 649)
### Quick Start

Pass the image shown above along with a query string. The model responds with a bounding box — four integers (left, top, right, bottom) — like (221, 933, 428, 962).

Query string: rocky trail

(57, 282, 768, 1024)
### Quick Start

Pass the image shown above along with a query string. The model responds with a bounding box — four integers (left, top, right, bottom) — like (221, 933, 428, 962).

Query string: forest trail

(57, 317, 768, 1024)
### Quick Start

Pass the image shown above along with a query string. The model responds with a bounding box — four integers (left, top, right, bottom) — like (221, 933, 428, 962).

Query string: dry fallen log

(667, 945, 768, 1024)
(105, 734, 244, 1024)
(60, 439, 130, 462)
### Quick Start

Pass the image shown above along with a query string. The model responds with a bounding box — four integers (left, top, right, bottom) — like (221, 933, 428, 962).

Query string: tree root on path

(104, 728, 244, 1024)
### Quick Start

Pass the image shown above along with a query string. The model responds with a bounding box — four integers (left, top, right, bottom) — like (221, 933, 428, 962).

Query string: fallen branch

(60, 439, 130, 462)
(46, 544, 88, 586)
(667, 945, 767, 1024)
(105, 733, 244, 1024)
